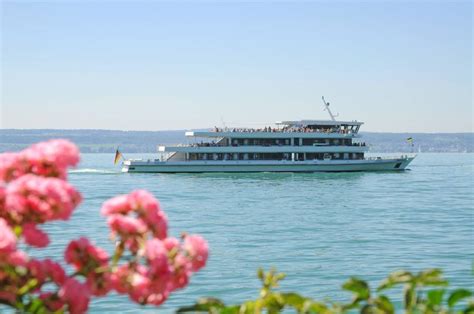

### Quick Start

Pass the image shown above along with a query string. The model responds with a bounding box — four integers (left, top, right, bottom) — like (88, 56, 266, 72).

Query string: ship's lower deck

(122, 156, 415, 173)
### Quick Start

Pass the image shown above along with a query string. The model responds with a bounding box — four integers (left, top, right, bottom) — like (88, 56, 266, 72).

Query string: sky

(1, 0, 472, 132)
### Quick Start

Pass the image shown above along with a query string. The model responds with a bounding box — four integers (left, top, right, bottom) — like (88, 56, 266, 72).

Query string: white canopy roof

(276, 120, 364, 126)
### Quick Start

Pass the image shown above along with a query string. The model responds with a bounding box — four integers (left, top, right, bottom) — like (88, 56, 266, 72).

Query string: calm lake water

(27, 153, 474, 312)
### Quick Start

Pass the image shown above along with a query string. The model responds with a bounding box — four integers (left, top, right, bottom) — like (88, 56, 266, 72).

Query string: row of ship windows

(194, 139, 365, 147)
(187, 153, 365, 161)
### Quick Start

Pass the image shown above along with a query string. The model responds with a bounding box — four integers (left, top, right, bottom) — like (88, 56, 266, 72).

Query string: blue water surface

(31, 153, 474, 312)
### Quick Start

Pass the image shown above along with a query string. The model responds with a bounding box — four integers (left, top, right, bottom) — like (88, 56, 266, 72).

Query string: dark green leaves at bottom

(448, 289, 473, 308)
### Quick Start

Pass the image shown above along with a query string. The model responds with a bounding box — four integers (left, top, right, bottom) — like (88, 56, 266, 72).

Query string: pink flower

(0, 140, 80, 182)
(169, 253, 191, 291)
(183, 235, 209, 272)
(100, 194, 133, 216)
(0, 184, 6, 214)
(22, 223, 50, 248)
(0, 291, 17, 305)
(65, 237, 108, 271)
(39, 292, 65, 312)
(23, 139, 80, 179)
(5, 174, 82, 224)
(7, 250, 28, 266)
(43, 259, 66, 285)
(59, 278, 90, 314)
(86, 272, 112, 296)
(128, 267, 152, 304)
(141, 207, 167, 240)
(110, 264, 132, 294)
(163, 237, 180, 252)
(0, 152, 24, 183)
(27, 259, 47, 284)
(130, 190, 168, 239)
(145, 292, 169, 306)
(101, 190, 168, 239)
(146, 239, 171, 277)
(107, 215, 147, 237)
(0, 218, 16, 254)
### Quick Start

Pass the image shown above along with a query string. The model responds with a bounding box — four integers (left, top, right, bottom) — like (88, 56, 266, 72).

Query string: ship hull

(122, 157, 415, 173)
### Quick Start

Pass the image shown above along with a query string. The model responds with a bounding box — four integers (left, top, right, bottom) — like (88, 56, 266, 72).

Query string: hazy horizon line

(1, 128, 473, 134)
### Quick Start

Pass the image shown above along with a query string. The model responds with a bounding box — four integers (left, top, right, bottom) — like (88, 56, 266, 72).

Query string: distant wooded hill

(0, 129, 472, 153)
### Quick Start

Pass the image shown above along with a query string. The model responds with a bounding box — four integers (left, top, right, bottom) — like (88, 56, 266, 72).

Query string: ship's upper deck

(185, 119, 363, 139)
(276, 120, 364, 127)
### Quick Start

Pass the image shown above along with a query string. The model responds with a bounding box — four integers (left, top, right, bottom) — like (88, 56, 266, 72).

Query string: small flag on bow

(114, 148, 123, 165)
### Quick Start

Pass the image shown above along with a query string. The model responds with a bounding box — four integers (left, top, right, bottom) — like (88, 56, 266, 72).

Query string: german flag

(114, 148, 123, 165)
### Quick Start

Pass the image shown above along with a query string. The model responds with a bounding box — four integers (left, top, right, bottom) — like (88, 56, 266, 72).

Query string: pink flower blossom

(128, 267, 152, 304)
(27, 259, 47, 284)
(100, 194, 133, 216)
(43, 258, 66, 285)
(146, 239, 171, 278)
(110, 264, 132, 294)
(86, 272, 112, 296)
(0, 291, 16, 305)
(59, 278, 90, 314)
(101, 190, 168, 239)
(22, 223, 50, 248)
(169, 253, 191, 291)
(130, 190, 168, 239)
(162, 237, 180, 253)
(39, 292, 65, 312)
(0, 185, 5, 214)
(0, 218, 16, 254)
(7, 250, 28, 266)
(0, 140, 79, 182)
(5, 174, 81, 224)
(65, 237, 109, 271)
(183, 235, 209, 272)
(22, 139, 80, 179)
(0, 152, 24, 183)
(107, 215, 147, 237)
(141, 207, 168, 239)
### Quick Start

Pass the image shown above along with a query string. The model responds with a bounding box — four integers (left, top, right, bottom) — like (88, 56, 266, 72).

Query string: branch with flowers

(0, 140, 208, 313)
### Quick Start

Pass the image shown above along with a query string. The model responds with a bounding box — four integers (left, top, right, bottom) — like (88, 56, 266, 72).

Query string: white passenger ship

(122, 98, 415, 173)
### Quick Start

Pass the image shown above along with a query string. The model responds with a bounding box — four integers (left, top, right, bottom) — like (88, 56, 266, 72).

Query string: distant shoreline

(1, 129, 472, 153)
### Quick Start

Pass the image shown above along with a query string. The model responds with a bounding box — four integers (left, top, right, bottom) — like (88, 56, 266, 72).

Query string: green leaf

(281, 292, 306, 310)
(14, 225, 22, 237)
(18, 278, 39, 295)
(448, 289, 473, 308)
(361, 304, 376, 314)
(342, 277, 370, 300)
(427, 289, 445, 307)
(220, 306, 240, 314)
(257, 268, 265, 281)
(378, 270, 413, 291)
(417, 269, 448, 287)
(239, 300, 257, 314)
(305, 301, 329, 313)
(373, 295, 395, 314)
(177, 297, 226, 313)
(404, 286, 416, 310)
(25, 298, 46, 314)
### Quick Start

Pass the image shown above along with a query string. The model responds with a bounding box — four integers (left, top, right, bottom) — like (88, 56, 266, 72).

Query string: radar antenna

(220, 115, 227, 131)
(322, 96, 339, 121)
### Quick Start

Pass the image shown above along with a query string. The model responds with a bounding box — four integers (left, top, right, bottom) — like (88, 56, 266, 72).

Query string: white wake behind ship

(122, 98, 415, 173)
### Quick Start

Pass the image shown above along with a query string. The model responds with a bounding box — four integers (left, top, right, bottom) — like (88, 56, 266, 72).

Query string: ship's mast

(322, 96, 338, 121)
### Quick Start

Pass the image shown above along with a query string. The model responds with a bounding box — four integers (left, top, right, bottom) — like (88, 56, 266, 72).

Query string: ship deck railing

(211, 127, 357, 135)
(365, 155, 414, 161)
(168, 142, 367, 148)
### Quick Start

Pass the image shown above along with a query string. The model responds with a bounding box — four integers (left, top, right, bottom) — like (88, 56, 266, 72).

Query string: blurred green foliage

(178, 268, 473, 314)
